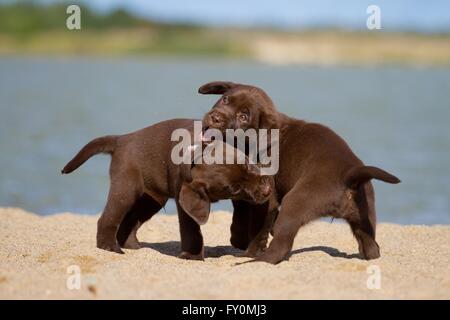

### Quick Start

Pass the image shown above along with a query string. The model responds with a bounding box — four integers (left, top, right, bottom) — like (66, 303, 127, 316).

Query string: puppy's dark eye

(238, 113, 248, 122)
(222, 96, 229, 104)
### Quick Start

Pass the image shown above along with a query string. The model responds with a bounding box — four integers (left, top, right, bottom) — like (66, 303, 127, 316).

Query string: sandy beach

(0, 207, 449, 299)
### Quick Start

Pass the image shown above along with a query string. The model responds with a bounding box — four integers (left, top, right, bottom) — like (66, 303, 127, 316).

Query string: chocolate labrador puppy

(62, 118, 275, 260)
(198, 81, 400, 264)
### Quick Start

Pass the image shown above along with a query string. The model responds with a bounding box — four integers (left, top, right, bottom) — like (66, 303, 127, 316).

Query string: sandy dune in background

(0, 207, 449, 299)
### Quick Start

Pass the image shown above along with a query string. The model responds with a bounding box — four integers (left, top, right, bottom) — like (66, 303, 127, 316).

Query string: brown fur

(62, 118, 275, 260)
(199, 81, 400, 264)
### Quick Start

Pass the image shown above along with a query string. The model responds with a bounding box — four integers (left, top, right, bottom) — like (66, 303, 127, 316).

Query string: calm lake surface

(0, 57, 449, 224)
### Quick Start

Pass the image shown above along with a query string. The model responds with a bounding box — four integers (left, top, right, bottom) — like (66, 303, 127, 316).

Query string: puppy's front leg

(176, 201, 204, 261)
(253, 189, 314, 264)
(230, 200, 251, 250)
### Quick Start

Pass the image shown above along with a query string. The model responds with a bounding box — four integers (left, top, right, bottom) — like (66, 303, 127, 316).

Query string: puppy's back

(114, 119, 198, 198)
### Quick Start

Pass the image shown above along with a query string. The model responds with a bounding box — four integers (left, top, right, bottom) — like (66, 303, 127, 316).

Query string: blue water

(0, 57, 449, 224)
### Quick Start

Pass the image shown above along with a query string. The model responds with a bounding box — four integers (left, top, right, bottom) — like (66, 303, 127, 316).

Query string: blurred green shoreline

(1, 3, 450, 67)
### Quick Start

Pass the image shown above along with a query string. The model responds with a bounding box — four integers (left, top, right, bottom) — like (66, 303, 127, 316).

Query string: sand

(0, 207, 449, 299)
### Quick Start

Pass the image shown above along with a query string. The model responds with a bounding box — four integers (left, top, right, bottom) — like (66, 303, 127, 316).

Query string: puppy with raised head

(62, 119, 276, 260)
(199, 81, 400, 264)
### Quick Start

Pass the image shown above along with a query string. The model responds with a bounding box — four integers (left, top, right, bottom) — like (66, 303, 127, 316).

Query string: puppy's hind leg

(117, 194, 165, 249)
(97, 171, 141, 254)
(346, 183, 380, 260)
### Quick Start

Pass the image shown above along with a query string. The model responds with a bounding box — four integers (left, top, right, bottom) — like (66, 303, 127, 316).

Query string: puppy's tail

(345, 165, 400, 189)
(61, 135, 119, 174)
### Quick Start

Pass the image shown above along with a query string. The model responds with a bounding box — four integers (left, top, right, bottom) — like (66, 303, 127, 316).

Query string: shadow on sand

(141, 241, 362, 260)
(140, 241, 242, 258)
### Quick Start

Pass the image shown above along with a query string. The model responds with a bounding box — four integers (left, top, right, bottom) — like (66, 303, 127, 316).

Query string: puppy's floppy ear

(178, 182, 211, 225)
(198, 81, 237, 95)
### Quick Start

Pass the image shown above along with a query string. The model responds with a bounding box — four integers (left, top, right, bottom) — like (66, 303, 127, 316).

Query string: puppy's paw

(241, 237, 268, 258)
(121, 240, 142, 250)
(361, 245, 380, 260)
(241, 246, 266, 258)
(178, 251, 204, 261)
(97, 242, 125, 254)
